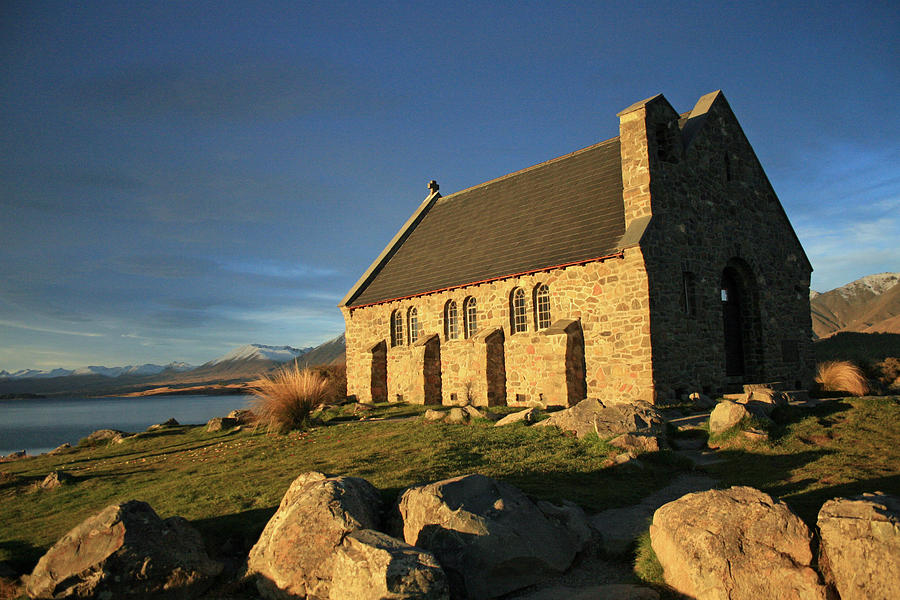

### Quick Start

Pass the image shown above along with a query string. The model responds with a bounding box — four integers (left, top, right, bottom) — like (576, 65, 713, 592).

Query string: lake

(0, 394, 253, 456)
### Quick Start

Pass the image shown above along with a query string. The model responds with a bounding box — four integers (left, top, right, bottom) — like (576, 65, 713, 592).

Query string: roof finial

(427, 180, 439, 194)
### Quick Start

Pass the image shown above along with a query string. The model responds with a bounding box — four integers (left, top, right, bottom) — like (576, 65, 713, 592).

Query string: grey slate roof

(345, 137, 625, 307)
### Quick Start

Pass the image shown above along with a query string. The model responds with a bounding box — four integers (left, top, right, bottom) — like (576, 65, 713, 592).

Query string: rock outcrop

(246, 472, 384, 599)
(330, 529, 449, 600)
(494, 407, 538, 427)
(81, 429, 129, 445)
(817, 492, 900, 600)
(708, 400, 767, 434)
(39, 471, 75, 490)
(25, 500, 221, 599)
(393, 474, 583, 599)
(535, 398, 663, 440)
(650, 486, 826, 600)
(206, 417, 238, 432)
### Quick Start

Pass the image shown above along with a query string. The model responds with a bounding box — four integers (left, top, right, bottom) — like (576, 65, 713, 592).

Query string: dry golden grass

(815, 360, 870, 396)
(249, 364, 330, 433)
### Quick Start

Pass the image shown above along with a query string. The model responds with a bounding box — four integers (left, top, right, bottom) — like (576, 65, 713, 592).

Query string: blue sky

(1, 1, 897, 371)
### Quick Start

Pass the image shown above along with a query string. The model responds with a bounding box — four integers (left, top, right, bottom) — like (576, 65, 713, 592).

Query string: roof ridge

(437, 135, 620, 204)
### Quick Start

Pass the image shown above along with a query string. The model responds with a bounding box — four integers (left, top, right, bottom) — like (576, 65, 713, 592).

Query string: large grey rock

(330, 529, 449, 600)
(708, 400, 771, 434)
(535, 398, 663, 440)
(25, 500, 221, 599)
(247, 471, 383, 600)
(39, 471, 75, 490)
(650, 486, 826, 600)
(226, 409, 256, 424)
(424, 409, 446, 422)
(206, 417, 238, 432)
(444, 407, 468, 424)
(394, 474, 581, 599)
(494, 407, 538, 427)
(81, 429, 128, 445)
(817, 492, 900, 600)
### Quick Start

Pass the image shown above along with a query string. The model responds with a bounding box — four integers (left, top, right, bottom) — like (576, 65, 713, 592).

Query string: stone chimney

(617, 94, 680, 230)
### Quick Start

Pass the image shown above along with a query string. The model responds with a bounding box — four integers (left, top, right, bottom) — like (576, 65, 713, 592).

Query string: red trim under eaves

(347, 250, 626, 311)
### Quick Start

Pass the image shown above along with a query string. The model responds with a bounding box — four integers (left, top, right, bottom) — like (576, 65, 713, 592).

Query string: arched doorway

(721, 269, 745, 376)
(721, 259, 763, 381)
(370, 340, 387, 403)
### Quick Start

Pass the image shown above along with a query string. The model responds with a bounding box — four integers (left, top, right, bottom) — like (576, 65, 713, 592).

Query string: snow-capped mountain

(207, 344, 310, 365)
(0, 362, 197, 380)
(811, 272, 900, 338)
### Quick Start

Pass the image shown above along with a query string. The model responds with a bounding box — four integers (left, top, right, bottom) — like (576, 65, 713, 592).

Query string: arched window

(511, 287, 527, 333)
(407, 307, 419, 345)
(445, 300, 459, 340)
(534, 284, 551, 330)
(390, 310, 403, 347)
(463, 297, 477, 339)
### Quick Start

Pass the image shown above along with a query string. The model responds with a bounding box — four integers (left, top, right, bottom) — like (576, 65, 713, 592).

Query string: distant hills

(0, 338, 345, 397)
(811, 273, 900, 338)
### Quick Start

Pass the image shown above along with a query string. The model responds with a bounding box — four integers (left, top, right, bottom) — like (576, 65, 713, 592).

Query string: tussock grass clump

(815, 360, 870, 397)
(249, 364, 330, 433)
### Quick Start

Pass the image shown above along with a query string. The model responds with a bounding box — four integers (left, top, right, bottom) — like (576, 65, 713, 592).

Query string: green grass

(4, 396, 899, 596)
(0, 405, 683, 575)
(701, 396, 900, 523)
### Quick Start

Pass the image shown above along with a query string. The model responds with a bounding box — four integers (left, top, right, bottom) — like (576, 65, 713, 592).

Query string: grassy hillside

(2, 397, 898, 596)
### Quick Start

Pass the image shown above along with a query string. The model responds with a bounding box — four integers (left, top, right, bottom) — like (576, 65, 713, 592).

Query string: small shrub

(249, 364, 330, 433)
(815, 361, 870, 397)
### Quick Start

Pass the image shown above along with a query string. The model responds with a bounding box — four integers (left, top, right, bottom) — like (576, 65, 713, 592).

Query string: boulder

(650, 486, 826, 600)
(330, 529, 449, 600)
(40, 471, 75, 490)
(25, 500, 222, 599)
(817, 492, 900, 600)
(608, 433, 661, 454)
(48, 443, 72, 455)
(689, 392, 716, 410)
(494, 407, 538, 427)
(227, 409, 256, 424)
(535, 398, 664, 440)
(206, 417, 238, 432)
(423, 409, 446, 422)
(461, 404, 485, 420)
(445, 407, 468, 424)
(745, 386, 789, 409)
(81, 429, 128, 445)
(708, 400, 770, 435)
(147, 417, 179, 431)
(247, 472, 383, 599)
(394, 474, 582, 598)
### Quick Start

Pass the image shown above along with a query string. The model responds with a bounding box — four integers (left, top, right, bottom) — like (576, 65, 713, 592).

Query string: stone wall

(342, 253, 655, 407)
(619, 92, 814, 400)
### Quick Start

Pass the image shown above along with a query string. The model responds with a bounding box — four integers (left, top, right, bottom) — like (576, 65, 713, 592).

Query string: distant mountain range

(0, 337, 345, 397)
(811, 273, 900, 338)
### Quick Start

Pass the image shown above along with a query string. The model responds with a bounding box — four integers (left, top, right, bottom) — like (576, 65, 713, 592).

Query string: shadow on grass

(192, 507, 277, 562)
(0, 539, 43, 576)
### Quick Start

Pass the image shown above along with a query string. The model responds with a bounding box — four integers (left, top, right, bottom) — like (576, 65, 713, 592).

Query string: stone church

(340, 91, 814, 407)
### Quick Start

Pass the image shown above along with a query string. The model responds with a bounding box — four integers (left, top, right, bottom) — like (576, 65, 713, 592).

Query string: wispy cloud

(69, 58, 382, 122)
(0, 320, 104, 337)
